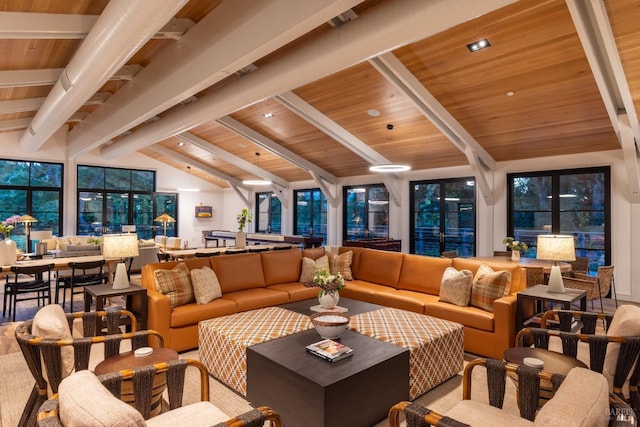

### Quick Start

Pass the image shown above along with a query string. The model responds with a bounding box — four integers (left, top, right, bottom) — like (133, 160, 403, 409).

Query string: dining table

(468, 256, 572, 274)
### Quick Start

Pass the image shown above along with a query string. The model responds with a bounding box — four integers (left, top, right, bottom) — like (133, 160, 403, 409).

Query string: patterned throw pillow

(299, 255, 330, 283)
(190, 266, 222, 304)
(154, 263, 194, 308)
(438, 267, 473, 306)
(474, 264, 512, 296)
(327, 251, 354, 280)
(470, 268, 511, 312)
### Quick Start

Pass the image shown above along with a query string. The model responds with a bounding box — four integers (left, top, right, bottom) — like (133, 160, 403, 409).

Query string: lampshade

(154, 213, 176, 224)
(20, 214, 38, 224)
(537, 235, 575, 293)
(536, 235, 576, 262)
(30, 230, 53, 240)
(103, 234, 139, 290)
(102, 233, 139, 259)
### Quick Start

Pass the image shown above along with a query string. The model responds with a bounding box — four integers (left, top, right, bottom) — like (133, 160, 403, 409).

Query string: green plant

(502, 237, 528, 251)
(236, 207, 252, 231)
(86, 237, 101, 245)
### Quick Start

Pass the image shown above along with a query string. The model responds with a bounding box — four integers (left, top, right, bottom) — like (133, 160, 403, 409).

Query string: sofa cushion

(439, 267, 473, 306)
(32, 304, 74, 382)
(211, 253, 265, 293)
(425, 301, 495, 332)
(452, 258, 524, 293)
(301, 247, 326, 260)
(154, 263, 194, 308)
(475, 264, 511, 296)
(261, 249, 302, 285)
(59, 370, 146, 427)
(470, 267, 511, 312)
(300, 255, 329, 283)
(398, 254, 452, 294)
(355, 249, 403, 288)
(190, 266, 222, 304)
(327, 251, 354, 280)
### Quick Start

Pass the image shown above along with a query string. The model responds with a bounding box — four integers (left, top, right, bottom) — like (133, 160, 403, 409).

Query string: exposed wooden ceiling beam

(0, 12, 193, 40)
(566, 0, 640, 203)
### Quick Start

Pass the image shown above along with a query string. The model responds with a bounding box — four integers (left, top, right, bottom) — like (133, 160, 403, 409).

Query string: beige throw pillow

(602, 305, 640, 391)
(59, 370, 146, 427)
(32, 304, 74, 382)
(190, 266, 222, 304)
(327, 251, 354, 280)
(439, 267, 473, 306)
(474, 264, 512, 296)
(154, 263, 194, 308)
(470, 268, 511, 312)
(300, 255, 329, 283)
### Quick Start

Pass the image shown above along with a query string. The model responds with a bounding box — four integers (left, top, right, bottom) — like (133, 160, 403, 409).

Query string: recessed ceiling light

(177, 141, 184, 147)
(368, 109, 380, 117)
(369, 164, 411, 173)
(506, 91, 514, 97)
(466, 38, 491, 52)
(263, 112, 273, 118)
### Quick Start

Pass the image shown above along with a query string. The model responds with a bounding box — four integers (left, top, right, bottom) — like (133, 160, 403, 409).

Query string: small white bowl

(523, 357, 544, 369)
(134, 347, 154, 357)
(310, 312, 350, 339)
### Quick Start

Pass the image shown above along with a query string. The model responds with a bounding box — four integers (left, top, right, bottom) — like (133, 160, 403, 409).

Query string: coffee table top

(503, 347, 587, 376)
(248, 328, 408, 387)
(94, 347, 178, 375)
(280, 297, 382, 316)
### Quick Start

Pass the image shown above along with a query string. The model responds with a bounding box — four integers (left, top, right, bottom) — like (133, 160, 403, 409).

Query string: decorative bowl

(310, 312, 350, 339)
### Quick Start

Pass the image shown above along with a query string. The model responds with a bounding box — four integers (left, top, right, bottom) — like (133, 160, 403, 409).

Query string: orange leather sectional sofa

(140, 247, 525, 359)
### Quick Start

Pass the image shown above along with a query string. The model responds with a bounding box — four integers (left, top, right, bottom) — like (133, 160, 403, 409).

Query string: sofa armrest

(144, 288, 171, 344)
(492, 294, 518, 354)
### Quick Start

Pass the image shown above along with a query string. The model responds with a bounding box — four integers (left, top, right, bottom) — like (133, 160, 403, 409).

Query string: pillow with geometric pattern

(190, 266, 222, 304)
(439, 267, 473, 306)
(474, 264, 512, 296)
(153, 263, 194, 308)
(327, 251, 354, 280)
(470, 268, 511, 312)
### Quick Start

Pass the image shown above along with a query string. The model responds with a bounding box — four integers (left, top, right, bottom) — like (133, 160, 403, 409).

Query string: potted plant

(235, 208, 252, 248)
(502, 237, 528, 261)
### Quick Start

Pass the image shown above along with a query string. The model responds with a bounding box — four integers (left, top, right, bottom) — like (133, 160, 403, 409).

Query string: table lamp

(154, 213, 175, 251)
(30, 230, 53, 255)
(536, 235, 576, 293)
(102, 234, 139, 290)
(20, 214, 38, 252)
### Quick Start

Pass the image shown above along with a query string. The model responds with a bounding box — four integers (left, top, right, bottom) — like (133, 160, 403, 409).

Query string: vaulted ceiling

(2, 0, 640, 203)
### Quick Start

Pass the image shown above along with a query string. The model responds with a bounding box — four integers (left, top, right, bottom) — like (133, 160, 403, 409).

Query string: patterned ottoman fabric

(349, 307, 464, 399)
(199, 306, 312, 395)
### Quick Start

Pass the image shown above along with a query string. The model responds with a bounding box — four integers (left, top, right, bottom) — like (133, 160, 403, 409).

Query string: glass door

(411, 178, 476, 256)
(294, 189, 327, 244)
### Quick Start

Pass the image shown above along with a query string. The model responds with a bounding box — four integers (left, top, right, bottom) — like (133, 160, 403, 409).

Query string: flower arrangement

(306, 269, 345, 296)
(0, 215, 21, 239)
(86, 237, 101, 245)
(503, 237, 528, 251)
(236, 207, 251, 231)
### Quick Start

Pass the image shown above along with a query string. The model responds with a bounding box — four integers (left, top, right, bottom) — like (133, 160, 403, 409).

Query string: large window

(255, 192, 281, 234)
(294, 189, 327, 244)
(77, 165, 175, 239)
(507, 167, 610, 273)
(0, 159, 63, 251)
(343, 184, 389, 241)
(410, 178, 476, 257)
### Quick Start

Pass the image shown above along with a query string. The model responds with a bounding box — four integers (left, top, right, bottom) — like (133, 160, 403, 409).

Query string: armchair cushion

(154, 263, 194, 308)
(58, 370, 146, 427)
(438, 267, 473, 307)
(145, 401, 230, 427)
(190, 266, 222, 304)
(32, 304, 74, 380)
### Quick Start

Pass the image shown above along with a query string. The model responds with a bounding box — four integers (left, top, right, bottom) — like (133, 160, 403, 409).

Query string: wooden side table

(94, 347, 178, 417)
(516, 284, 587, 332)
(84, 283, 147, 331)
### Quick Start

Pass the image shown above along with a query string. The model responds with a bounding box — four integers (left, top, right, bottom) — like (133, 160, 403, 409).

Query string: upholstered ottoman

(198, 307, 312, 395)
(349, 307, 464, 399)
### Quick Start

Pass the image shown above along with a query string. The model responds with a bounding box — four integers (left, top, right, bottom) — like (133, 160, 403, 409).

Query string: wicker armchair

(388, 358, 629, 426)
(562, 265, 616, 311)
(516, 306, 640, 416)
(16, 307, 164, 426)
(36, 359, 282, 427)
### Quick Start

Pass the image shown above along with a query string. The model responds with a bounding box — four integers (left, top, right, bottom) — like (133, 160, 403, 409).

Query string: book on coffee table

(305, 339, 353, 362)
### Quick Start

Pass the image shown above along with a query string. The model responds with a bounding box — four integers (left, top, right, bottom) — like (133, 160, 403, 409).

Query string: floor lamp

(20, 214, 38, 253)
(536, 234, 576, 293)
(154, 213, 175, 251)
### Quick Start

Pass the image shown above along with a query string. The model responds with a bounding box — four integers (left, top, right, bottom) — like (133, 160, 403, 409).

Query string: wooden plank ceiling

(0, 0, 638, 191)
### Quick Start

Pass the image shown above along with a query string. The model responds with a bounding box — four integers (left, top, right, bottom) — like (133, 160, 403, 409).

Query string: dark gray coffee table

(246, 327, 409, 427)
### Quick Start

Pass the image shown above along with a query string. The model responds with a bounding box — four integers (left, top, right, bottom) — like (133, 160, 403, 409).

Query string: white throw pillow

(439, 267, 473, 306)
(190, 266, 222, 304)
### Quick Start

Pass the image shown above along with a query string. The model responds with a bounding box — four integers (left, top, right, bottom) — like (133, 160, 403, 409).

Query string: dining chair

(156, 252, 171, 262)
(55, 259, 108, 312)
(3, 263, 54, 322)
